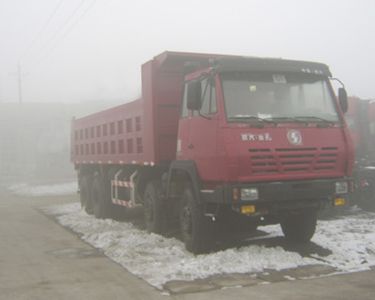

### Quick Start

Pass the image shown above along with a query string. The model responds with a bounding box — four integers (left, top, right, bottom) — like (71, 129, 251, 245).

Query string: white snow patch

(8, 181, 77, 197)
(44, 203, 375, 289)
(313, 214, 375, 271)
(260, 214, 375, 272)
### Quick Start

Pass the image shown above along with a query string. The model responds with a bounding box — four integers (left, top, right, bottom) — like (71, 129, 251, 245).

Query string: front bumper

(201, 178, 352, 215)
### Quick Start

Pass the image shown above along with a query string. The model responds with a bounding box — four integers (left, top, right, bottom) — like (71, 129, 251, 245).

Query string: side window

(181, 84, 189, 118)
(200, 77, 217, 115)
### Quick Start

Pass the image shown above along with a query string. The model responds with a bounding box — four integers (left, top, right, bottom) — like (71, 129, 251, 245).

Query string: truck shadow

(214, 230, 332, 258)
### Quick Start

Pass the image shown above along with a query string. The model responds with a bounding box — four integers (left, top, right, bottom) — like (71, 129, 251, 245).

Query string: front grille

(249, 147, 338, 174)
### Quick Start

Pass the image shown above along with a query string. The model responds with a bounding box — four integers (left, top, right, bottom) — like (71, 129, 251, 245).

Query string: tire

(80, 175, 93, 215)
(358, 184, 375, 212)
(180, 186, 212, 254)
(143, 180, 166, 234)
(281, 210, 317, 243)
(92, 176, 111, 219)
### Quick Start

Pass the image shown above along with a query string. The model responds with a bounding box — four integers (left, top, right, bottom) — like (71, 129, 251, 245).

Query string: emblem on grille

(287, 130, 302, 145)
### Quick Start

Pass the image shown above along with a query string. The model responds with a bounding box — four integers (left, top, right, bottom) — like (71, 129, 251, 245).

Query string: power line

(14, 0, 91, 103)
(20, 0, 65, 62)
(25, 0, 91, 69)
(42, 0, 97, 62)
(40, 0, 87, 50)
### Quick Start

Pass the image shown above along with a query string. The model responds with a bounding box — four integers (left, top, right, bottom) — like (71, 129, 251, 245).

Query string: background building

(0, 101, 120, 183)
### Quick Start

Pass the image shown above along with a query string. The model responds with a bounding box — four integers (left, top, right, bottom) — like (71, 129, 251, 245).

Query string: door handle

(188, 143, 194, 149)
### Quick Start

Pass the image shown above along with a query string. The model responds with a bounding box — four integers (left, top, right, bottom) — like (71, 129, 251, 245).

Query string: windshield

(222, 72, 339, 123)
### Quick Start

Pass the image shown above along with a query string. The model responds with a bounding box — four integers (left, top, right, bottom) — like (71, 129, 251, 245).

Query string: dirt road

(1, 189, 374, 300)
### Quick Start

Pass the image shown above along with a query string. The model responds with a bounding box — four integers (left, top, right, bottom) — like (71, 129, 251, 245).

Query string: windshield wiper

(228, 115, 277, 126)
(266, 116, 308, 124)
(293, 116, 336, 125)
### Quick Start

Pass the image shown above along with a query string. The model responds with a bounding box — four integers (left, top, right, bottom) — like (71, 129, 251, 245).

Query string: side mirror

(187, 80, 202, 111)
(338, 87, 348, 113)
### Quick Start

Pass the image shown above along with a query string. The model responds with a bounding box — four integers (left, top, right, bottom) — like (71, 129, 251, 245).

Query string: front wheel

(180, 186, 212, 254)
(280, 210, 317, 243)
(357, 182, 375, 212)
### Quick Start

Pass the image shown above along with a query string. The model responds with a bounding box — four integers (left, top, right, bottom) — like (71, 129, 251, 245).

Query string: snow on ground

(45, 203, 375, 289)
(262, 213, 375, 272)
(8, 181, 77, 197)
(313, 213, 375, 270)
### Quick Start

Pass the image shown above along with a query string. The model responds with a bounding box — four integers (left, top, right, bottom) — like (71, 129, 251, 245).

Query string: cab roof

(151, 51, 331, 77)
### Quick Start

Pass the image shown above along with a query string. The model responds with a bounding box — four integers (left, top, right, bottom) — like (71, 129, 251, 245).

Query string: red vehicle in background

(346, 97, 375, 210)
(71, 51, 353, 254)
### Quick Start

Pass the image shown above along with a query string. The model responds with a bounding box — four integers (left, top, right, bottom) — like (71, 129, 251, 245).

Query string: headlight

(241, 188, 259, 201)
(335, 181, 348, 194)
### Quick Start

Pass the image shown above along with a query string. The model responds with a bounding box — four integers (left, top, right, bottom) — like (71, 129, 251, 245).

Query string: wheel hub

(181, 205, 192, 235)
(144, 193, 154, 223)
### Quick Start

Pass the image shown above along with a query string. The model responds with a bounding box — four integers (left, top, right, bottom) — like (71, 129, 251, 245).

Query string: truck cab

(173, 56, 353, 252)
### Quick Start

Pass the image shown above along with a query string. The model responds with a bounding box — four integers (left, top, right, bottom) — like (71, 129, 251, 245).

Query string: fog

(0, 101, 118, 182)
(0, 0, 374, 182)
(1, 0, 375, 103)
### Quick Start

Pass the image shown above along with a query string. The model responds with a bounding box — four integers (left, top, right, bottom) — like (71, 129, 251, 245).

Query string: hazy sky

(0, 0, 374, 103)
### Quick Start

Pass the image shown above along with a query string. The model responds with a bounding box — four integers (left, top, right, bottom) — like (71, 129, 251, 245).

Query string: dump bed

(71, 51, 218, 166)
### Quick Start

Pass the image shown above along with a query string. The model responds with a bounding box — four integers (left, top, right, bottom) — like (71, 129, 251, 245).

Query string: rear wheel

(281, 210, 317, 243)
(80, 175, 93, 215)
(92, 175, 111, 219)
(180, 186, 212, 254)
(143, 180, 166, 234)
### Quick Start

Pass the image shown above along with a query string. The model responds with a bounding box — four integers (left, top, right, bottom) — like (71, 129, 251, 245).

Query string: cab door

(185, 76, 219, 181)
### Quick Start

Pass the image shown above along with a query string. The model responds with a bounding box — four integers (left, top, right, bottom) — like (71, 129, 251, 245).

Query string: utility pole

(17, 62, 23, 104)
(9, 62, 26, 104)
(0, 78, 2, 103)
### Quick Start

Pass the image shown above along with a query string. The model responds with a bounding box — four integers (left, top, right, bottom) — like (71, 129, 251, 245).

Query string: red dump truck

(71, 51, 353, 253)
(346, 97, 375, 209)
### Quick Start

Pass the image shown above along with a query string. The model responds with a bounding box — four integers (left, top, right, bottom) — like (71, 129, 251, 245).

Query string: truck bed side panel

(71, 100, 146, 165)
